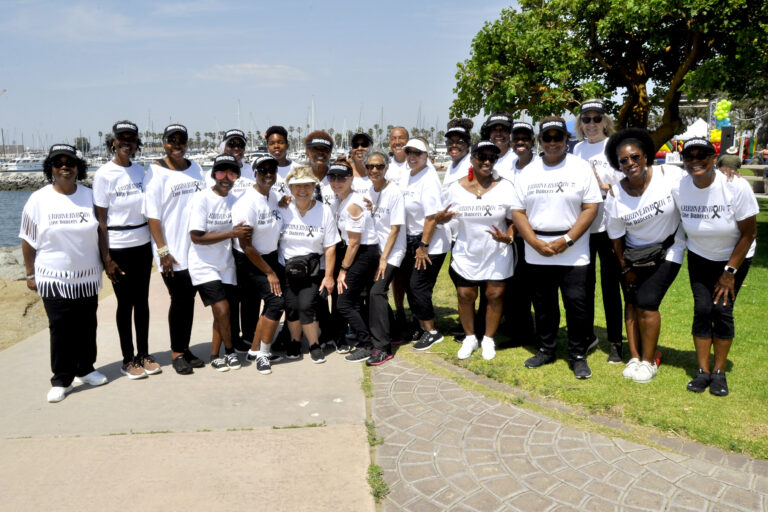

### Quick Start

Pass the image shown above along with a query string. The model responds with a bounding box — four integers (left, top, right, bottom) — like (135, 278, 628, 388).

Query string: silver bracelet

(26, 274, 35, 280)
(157, 245, 170, 258)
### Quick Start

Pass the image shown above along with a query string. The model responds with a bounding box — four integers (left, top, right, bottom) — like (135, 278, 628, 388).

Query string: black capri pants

(234, 249, 286, 324)
(109, 242, 152, 364)
(688, 251, 751, 339)
(161, 269, 196, 353)
(338, 244, 380, 346)
(43, 295, 98, 387)
(284, 273, 322, 325)
(622, 259, 681, 311)
(400, 243, 446, 322)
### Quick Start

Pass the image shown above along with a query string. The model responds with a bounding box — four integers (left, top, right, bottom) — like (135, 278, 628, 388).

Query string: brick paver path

(372, 359, 768, 511)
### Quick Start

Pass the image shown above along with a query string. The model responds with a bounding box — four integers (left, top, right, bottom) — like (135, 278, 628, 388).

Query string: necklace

(297, 199, 315, 217)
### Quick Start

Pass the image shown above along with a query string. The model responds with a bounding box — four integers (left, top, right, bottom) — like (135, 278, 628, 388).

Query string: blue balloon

(722, 118, 731, 127)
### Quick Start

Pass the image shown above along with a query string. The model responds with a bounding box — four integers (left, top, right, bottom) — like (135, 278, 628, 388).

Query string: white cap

(404, 138, 429, 153)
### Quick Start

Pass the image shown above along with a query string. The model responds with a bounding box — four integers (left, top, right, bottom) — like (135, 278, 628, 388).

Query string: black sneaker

(172, 354, 194, 375)
(345, 345, 373, 362)
(247, 351, 283, 364)
(254, 354, 272, 375)
(309, 344, 326, 363)
(410, 326, 426, 343)
(183, 349, 205, 368)
(524, 350, 556, 368)
(709, 370, 728, 396)
(336, 342, 352, 354)
(587, 336, 599, 353)
(687, 369, 711, 393)
(285, 340, 302, 359)
(366, 348, 393, 366)
(413, 331, 444, 351)
(570, 356, 592, 379)
(607, 342, 623, 364)
(233, 337, 252, 354)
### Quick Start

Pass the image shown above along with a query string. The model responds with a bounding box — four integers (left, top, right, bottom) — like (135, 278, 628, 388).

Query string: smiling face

(306, 144, 331, 169)
(224, 137, 246, 161)
(255, 163, 277, 191)
(511, 129, 533, 158)
(328, 173, 352, 195)
(289, 182, 315, 207)
(389, 128, 408, 159)
(366, 154, 387, 189)
(446, 135, 469, 162)
(51, 156, 78, 185)
(405, 148, 428, 172)
(489, 124, 511, 152)
(163, 133, 188, 160)
(540, 129, 566, 161)
(580, 111, 604, 142)
(470, 151, 498, 179)
(213, 167, 239, 195)
(113, 132, 138, 161)
(617, 143, 648, 183)
(683, 148, 716, 179)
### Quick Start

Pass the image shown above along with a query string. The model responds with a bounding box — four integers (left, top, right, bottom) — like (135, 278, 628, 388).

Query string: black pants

(43, 295, 98, 387)
(337, 244, 380, 346)
(529, 264, 590, 358)
(401, 250, 446, 322)
(369, 264, 398, 350)
(587, 232, 623, 344)
(318, 243, 345, 343)
(161, 269, 196, 353)
(501, 236, 535, 344)
(109, 243, 152, 364)
(284, 275, 321, 325)
(688, 251, 751, 339)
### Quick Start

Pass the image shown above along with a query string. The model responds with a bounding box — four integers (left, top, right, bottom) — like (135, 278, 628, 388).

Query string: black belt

(107, 222, 148, 231)
(533, 229, 568, 236)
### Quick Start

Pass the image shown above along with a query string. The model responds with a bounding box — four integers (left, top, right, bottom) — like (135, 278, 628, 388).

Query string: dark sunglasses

(365, 163, 386, 171)
(165, 136, 188, 145)
(256, 165, 277, 174)
(581, 115, 603, 124)
(328, 174, 350, 181)
(51, 158, 77, 168)
(405, 148, 424, 156)
(227, 140, 246, 149)
(474, 153, 499, 163)
(214, 169, 239, 180)
(116, 134, 138, 143)
(353, 140, 371, 149)
(618, 154, 644, 166)
(683, 151, 714, 162)
(445, 139, 468, 148)
(541, 133, 565, 143)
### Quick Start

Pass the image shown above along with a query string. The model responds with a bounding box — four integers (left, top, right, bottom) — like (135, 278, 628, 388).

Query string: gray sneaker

(211, 357, 229, 372)
(225, 353, 241, 370)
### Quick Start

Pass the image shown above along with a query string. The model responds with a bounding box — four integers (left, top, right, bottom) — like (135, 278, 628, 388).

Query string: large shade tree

(451, 0, 768, 148)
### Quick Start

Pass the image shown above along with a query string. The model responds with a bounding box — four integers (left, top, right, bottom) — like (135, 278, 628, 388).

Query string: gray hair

(364, 151, 390, 166)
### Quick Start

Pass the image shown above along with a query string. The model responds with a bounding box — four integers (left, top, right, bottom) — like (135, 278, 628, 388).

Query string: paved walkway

(371, 359, 768, 511)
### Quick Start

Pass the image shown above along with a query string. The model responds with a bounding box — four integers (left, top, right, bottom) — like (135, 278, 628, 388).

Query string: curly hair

(604, 128, 656, 170)
(446, 117, 474, 143)
(105, 121, 144, 157)
(265, 125, 288, 142)
(43, 155, 89, 183)
(304, 130, 333, 149)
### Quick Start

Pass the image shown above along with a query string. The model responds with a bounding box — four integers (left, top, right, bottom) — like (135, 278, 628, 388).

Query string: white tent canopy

(677, 118, 708, 139)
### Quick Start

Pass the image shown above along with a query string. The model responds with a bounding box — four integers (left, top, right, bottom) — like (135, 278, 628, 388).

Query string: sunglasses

(165, 136, 188, 145)
(214, 169, 239, 180)
(405, 148, 424, 156)
(541, 133, 565, 143)
(445, 139, 468, 148)
(116, 134, 138, 143)
(227, 140, 246, 149)
(581, 115, 603, 124)
(683, 151, 714, 162)
(52, 158, 77, 168)
(618, 154, 644, 166)
(256, 165, 277, 174)
(328, 174, 350, 181)
(353, 140, 371, 149)
(365, 163, 386, 171)
(474, 153, 499, 163)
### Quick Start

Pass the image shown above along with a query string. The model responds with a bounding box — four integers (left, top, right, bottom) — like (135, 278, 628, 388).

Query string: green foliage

(367, 464, 389, 502)
(73, 136, 90, 154)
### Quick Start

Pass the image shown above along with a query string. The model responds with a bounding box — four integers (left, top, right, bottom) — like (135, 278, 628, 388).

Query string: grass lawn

(425, 196, 768, 459)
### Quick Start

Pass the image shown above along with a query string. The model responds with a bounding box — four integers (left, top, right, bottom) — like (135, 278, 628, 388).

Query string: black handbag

(284, 253, 321, 280)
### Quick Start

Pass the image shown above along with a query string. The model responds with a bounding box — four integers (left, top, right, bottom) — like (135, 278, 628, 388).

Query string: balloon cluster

(710, 99, 732, 143)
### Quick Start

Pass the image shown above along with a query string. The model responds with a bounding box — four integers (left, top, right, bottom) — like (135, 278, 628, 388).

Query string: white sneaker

(73, 370, 108, 386)
(47, 385, 73, 403)
(622, 358, 640, 379)
(632, 361, 658, 383)
(457, 336, 478, 360)
(481, 337, 496, 360)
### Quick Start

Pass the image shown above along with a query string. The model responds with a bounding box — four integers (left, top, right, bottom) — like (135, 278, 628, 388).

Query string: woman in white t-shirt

(231, 155, 286, 375)
(188, 154, 251, 372)
(674, 138, 758, 397)
(349, 132, 373, 195)
(511, 117, 602, 379)
(443, 141, 516, 361)
(21, 144, 107, 403)
(480, 112, 514, 179)
(604, 128, 685, 383)
(573, 99, 624, 364)
(144, 124, 207, 375)
(442, 118, 473, 188)
(278, 166, 340, 364)
(93, 121, 159, 380)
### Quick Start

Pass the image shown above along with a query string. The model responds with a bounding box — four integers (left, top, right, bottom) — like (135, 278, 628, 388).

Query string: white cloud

(196, 63, 308, 86)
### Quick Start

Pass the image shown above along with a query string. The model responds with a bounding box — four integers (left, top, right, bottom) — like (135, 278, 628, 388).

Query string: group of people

(22, 101, 758, 403)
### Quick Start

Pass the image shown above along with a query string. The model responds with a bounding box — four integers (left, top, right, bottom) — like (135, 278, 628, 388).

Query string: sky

(0, 0, 518, 150)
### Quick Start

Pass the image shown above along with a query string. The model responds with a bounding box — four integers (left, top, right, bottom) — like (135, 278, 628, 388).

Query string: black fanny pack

(284, 253, 321, 280)
(406, 234, 423, 255)
(624, 230, 677, 268)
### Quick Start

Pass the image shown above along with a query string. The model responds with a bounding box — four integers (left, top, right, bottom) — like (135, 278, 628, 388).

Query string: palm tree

(288, 126, 295, 147)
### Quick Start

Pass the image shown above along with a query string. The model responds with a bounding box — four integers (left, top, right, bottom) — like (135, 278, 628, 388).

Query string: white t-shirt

(494, 148, 516, 181)
(442, 153, 472, 187)
(279, 201, 341, 267)
(19, 185, 102, 298)
(510, 153, 603, 266)
(337, 192, 378, 245)
(187, 188, 237, 286)
(446, 179, 516, 280)
(370, 182, 406, 267)
(385, 158, 408, 183)
(143, 161, 206, 271)
(399, 165, 450, 255)
(605, 165, 686, 264)
(92, 161, 150, 248)
(231, 186, 282, 255)
(573, 139, 624, 234)
(352, 176, 372, 195)
(274, 160, 294, 196)
(673, 172, 759, 261)
(205, 162, 256, 201)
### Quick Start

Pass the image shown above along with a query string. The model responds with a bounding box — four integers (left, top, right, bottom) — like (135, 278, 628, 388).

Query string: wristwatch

(724, 265, 737, 274)
(563, 234, 574, 247)
(418, 240, 429, 249)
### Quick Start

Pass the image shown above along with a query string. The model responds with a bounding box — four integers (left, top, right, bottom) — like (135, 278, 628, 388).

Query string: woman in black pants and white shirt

(511, 117, 602, 379)
(144, 124, 207, 375)
(93, 121, 160, 379)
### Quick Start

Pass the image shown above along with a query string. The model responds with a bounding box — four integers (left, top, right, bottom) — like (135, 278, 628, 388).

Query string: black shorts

(196, 280, 237, 307)
(449, 264, 505, 288)
(623, 260, 681, 311)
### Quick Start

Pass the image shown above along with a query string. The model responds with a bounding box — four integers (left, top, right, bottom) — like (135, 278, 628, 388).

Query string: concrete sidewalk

(0, 273, 375, 511)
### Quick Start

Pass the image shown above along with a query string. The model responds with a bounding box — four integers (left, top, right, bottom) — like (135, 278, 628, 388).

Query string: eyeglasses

(352, 140, 371, 149)
(165, 136, 188, 145)
(51, 158, 76, 168)
(581, 115, 603, 124)
(618, 154, 644, 166)
(365, 163, 386, 171)
(445, 139, 468, 148)
(328, 174, 349, 181)
(116, 134, 138, 143)
(227, 140, 246, 149)
(682, 151, 714, 162)
(474, 153, 499, 163)
(405, 148, 424, 156)
(214, 169, 239, 180)
(541, 133, 565, 143)
(256, 165, 277, 174)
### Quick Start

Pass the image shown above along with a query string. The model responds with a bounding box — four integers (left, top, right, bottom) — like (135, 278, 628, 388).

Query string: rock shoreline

(0, 245, 26, 280)
(0, 172, 93, 191)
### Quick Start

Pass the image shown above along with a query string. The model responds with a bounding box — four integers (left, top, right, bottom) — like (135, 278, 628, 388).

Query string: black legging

(161, 269, 196, 353)
(337, 244, 380, 347)
(587, 231, 623, 344)
(109, 243, 152, 363)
